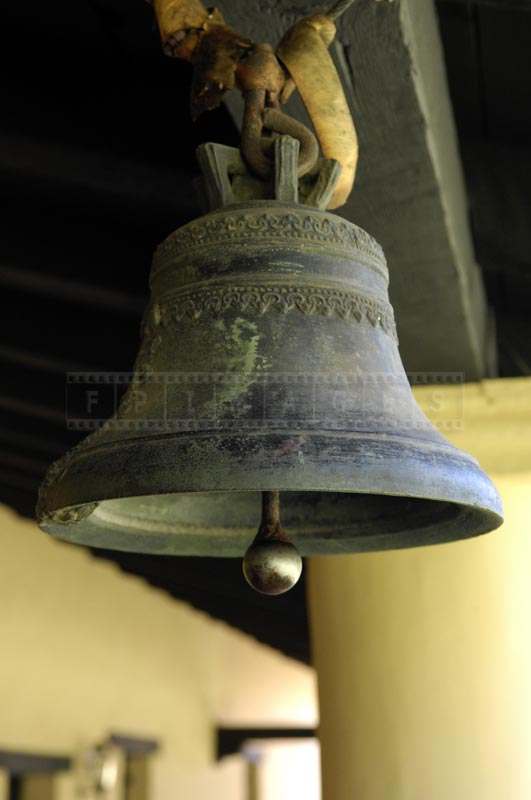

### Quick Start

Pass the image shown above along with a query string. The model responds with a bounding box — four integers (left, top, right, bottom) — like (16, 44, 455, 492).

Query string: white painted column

(0, 771, 9, 800)
(309, 378, 531, 800)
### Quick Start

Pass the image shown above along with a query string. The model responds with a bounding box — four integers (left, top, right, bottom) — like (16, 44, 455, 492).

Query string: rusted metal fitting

(263, 108, 320, 176)
(240, 89, 269, 178)
(236, 43, 286, 105)
(240, 91, 319, 181)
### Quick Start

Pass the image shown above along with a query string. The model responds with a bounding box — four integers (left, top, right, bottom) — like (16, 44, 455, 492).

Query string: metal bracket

(196, 138, 342, 211)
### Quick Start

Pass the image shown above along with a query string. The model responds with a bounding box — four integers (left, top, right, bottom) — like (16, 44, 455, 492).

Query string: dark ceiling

(0, 0, 529, 663)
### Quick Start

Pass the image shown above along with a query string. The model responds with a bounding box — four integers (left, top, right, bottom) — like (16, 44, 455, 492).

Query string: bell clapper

(243, 491, 303, 596)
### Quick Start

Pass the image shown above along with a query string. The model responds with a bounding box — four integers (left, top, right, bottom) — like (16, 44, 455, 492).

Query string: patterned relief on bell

(153, 211, 385, 271)
(153, 284, 397, 339)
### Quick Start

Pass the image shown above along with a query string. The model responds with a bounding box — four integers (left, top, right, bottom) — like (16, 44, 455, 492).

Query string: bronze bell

(37, 139, 503, 593)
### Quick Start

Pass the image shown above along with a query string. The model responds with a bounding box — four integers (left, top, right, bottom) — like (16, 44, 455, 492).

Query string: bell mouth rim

(38, 487, 503, 559)
(37, 430, 503, 557)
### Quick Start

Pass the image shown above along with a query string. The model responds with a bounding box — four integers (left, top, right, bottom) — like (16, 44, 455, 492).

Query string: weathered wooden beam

(216, 0, 490, 378)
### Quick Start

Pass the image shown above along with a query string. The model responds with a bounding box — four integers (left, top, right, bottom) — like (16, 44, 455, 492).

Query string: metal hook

(240, 90, 320, 181)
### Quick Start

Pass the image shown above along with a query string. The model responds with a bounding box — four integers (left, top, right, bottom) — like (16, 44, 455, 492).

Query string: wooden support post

(216, 0, 489, 378)
(0, 771, 8, 800)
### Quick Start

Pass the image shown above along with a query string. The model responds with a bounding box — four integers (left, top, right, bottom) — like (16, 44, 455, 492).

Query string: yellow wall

(310, 377, 531, 800)
(0, 504, 316, 797)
